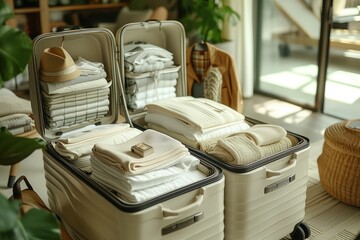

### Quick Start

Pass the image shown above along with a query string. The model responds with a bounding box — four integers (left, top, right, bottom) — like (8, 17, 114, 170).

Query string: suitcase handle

(162, 188, 205, 218)
(266, 156, 297, 178)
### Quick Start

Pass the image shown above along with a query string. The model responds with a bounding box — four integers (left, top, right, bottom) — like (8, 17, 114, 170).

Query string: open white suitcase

(28, 23, 225, 240)
(117, 23, 312, 240)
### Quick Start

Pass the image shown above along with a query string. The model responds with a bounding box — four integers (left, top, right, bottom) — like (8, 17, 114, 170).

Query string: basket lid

(325, 119, 360, 155)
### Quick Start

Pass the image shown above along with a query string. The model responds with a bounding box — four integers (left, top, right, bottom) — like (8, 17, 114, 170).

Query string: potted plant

(179, 0, 240, 44)
(0, 1, 61, 239)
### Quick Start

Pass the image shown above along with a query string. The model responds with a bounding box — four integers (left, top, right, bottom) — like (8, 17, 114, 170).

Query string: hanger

(194, 41, 208, 51)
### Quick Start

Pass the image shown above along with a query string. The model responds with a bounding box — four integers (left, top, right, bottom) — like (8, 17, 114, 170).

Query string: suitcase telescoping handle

(162, 188, 205, 218)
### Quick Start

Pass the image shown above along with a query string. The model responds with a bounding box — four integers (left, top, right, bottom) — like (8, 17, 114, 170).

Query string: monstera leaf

(0, 0, 33, 87)
(0, 128, 45, 165)
(0, 194, 61, 240)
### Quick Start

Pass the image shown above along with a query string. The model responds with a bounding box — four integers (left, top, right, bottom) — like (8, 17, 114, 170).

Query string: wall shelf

(6, 0, 127, 37)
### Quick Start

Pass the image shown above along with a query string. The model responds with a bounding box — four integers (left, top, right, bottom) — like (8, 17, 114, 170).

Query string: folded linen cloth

(91, 154, 199, 192)
(40, 58, 107, 94)
(46, 106, 109, 122)
(45, 98, 110, 117)
(55, 124, 142, 160)
(145, 112, 250, 142)
(125, 65, 180, 88)
(125, 60, 175, 73)
(41, 78, 109, 95)
(126, 79, 177, 95)
(45, 94, 109, 111)
(71, 156, 93, 173)
(42, 88, 110, 105)
(128, 92, 176, 110)
(92, 129, 190, 175)
(205, 133, 293, 165)
(145, 96, 245, 132)
(47, 110, 108, 128)
(0, 88, 32, 117)
(128, 87, 176, 101)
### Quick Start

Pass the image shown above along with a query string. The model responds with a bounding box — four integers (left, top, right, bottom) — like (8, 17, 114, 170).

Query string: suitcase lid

(28, 28, 127, 141)
(115, 20, 187, 119)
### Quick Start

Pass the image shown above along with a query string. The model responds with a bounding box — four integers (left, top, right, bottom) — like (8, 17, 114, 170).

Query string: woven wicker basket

(317, 119, 360, 207)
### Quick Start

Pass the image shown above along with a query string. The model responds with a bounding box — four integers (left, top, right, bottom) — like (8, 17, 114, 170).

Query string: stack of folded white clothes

(39, 46, 112, 131)
(0, 88, 33, 135)
(201, 124, 295, 165)
(144, 96, 251, 148)
(90, 129, 207, 203)
(124, 42, 180, 110)
(55, 123, 142, 173)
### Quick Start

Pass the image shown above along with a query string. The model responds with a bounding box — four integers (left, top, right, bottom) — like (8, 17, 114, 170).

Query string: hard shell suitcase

(117, 23, 312, 239)
(28, 25, 225, 240)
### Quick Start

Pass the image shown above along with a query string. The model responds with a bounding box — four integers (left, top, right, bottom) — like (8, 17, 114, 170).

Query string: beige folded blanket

(92, 129, 190, 175)
(145, 96, 245, 132)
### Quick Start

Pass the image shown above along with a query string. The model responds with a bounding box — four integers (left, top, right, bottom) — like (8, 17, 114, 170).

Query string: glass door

(255, 0, 360, 119)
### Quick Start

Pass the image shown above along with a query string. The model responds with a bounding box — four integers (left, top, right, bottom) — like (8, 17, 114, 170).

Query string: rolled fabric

(243, 124, 287, 146)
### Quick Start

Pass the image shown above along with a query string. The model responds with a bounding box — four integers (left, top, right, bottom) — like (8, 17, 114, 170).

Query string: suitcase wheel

(290, 222, 311, 240)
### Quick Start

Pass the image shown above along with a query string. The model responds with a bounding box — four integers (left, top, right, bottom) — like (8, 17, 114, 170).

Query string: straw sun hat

(40, 47, 80, 82)
(317, 119, 360, 207)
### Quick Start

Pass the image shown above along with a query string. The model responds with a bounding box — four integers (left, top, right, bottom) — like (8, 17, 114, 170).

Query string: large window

(256, 0, 360, 119)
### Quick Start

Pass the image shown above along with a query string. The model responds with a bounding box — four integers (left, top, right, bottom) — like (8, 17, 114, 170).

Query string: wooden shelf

(14, 7, 40, 14)
(5, 0, 128, 37)
(49, 3, 126, 11)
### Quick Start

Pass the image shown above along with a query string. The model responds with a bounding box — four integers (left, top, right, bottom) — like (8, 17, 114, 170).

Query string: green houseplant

(0, 1, 61, 239)
(180, 0, 240, 44)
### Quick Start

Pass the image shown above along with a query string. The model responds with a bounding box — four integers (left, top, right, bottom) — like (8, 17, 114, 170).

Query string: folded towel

(0, 113, 32, 130)
(93, 129, 190, 175)
(0, 88, 32, 117)
(6, 123, 33, 135)
(91, 154, 199, 191)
